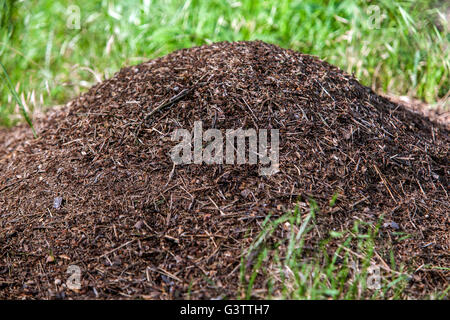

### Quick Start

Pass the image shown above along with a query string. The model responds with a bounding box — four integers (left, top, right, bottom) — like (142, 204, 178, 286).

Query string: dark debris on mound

(0, 41, 448, 299)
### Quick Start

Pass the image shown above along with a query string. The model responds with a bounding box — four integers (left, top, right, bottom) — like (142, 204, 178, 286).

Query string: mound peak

(0, 41, 448, 299)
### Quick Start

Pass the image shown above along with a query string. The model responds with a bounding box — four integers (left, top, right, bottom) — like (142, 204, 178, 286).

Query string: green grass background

(0, 0, 449, 127)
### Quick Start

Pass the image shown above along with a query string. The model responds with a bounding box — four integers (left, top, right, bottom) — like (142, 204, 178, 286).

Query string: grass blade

(0, 60, 36, 137)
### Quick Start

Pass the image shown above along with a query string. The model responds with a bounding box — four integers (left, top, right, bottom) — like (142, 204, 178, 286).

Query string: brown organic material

(0, 41, 448, 299)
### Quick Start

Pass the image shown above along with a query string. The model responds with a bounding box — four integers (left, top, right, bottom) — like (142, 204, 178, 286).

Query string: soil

(0, 41, 448, 299)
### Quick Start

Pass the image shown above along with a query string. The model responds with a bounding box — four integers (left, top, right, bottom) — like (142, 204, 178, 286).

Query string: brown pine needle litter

(0, 41, 448, 299)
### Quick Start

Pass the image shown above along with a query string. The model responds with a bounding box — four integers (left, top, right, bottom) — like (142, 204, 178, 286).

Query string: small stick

(143, 73, 209, 123)
(373, 164, 397, 203)
(99, 239, 136, 259)
(143, 88, 192, 122)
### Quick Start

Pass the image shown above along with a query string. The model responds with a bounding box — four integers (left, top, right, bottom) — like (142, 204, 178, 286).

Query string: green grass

(0, 60, 36, 136)
(0, 0, 449, 127)
(239, 199, 448, 300)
